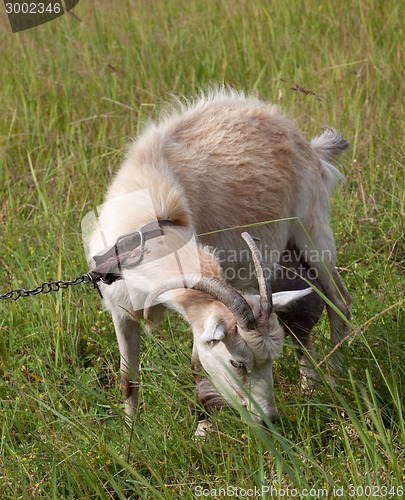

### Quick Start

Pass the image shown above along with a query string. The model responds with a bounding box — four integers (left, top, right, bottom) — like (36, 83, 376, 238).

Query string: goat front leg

(111, 311, 141, 419)
(192, 349, 225, 439)
(288, 328, 318, 391)
(193, 376, 224, 439)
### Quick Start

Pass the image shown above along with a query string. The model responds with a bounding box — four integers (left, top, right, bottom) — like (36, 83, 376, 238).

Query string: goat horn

(241, 232, 273, 315)
(143, 275, 257, 331)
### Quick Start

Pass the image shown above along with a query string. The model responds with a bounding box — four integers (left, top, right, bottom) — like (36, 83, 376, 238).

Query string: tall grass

(0, 0, 403, 497)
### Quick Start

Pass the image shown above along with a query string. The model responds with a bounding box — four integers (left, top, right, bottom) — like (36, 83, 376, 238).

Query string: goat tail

(310, 127, 349, 162)
(310, 127, 348, 191)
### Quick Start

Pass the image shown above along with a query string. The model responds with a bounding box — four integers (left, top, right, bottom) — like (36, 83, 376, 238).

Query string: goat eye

(230, 360, 245, 370)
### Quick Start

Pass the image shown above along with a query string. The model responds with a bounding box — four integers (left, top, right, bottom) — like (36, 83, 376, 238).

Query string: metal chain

(0, 273, 95, 301)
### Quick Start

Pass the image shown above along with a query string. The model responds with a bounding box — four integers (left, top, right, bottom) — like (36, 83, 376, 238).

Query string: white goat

(88, 88, 351, 427)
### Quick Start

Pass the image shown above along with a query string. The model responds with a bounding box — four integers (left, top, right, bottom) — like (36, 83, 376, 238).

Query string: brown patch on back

(159, 100, 300, 234)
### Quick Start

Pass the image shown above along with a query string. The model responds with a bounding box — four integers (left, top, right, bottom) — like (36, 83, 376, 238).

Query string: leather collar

(88, 220, 175, 285)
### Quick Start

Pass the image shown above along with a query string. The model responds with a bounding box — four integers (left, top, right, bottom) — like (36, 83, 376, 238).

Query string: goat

(87, 88, 351, 427)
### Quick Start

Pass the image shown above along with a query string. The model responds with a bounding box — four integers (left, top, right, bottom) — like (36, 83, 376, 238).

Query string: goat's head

(144, 232, 313, 426)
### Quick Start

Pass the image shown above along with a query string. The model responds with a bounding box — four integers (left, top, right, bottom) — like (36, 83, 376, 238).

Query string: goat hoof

(193, 419, 214, 441)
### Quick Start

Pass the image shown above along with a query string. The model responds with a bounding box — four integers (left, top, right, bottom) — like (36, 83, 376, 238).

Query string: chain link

(0, 274, 95, 301)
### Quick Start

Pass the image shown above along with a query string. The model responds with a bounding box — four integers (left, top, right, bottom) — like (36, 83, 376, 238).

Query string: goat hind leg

(293, 225, 351, 367)
(313, 267, 351, 373)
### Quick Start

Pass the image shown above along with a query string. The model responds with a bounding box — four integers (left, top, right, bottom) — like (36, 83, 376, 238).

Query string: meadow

(0, 0, 403, 497)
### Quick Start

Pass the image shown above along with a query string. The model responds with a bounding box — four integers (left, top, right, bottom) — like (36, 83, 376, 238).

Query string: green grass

(0, 0, 403, 497)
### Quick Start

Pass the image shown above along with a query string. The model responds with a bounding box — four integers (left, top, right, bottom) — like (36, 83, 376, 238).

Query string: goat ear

(272, 288, 313, 312)
(200, 319, 226, 344)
